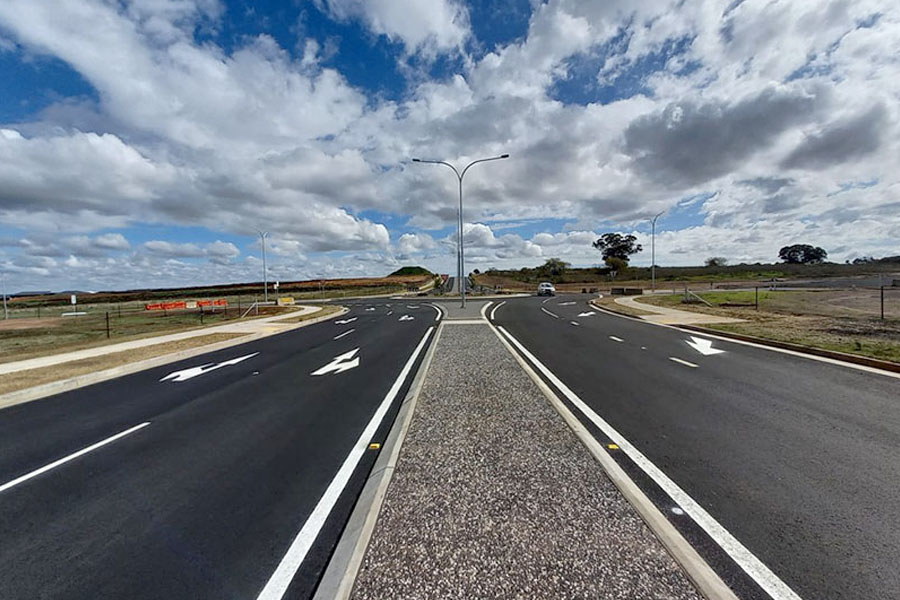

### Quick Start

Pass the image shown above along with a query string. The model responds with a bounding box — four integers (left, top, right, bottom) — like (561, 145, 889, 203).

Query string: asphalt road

(492, 294, 900, 600)
(0, 299, 437, 600)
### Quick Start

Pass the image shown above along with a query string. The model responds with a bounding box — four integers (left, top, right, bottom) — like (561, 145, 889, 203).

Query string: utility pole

(650, 211, 664, 292)
(256, 230, 269, 303)
(411, 153, 509, 308)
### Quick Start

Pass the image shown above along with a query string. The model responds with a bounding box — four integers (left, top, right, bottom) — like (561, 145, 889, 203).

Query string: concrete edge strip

(312, 322, 444, 600)
(0, 307, 349, 411)
(485, 319, 740, 600)
(589, 299, 900, 379)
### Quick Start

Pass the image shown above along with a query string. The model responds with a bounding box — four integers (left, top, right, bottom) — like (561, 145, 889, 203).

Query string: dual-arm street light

(650, 211, 665, 292)
(411, 154, 509, 308)
(255, 229, 269, 303)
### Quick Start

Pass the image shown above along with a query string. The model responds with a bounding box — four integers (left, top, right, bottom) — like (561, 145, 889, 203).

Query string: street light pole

(256, 230, 269, 303)
(412, 153, 509, 308)
(1, 270, 7, 320)
(650, 211, 664, 292)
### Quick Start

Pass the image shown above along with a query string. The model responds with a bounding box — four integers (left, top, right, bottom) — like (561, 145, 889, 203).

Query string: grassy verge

(0, 306, 295, 365)
(637, 291, 900, 363)
(0, 333, 246, 396)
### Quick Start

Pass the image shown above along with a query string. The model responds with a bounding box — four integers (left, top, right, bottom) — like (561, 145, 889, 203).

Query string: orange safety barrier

(145, 299, 226, 310)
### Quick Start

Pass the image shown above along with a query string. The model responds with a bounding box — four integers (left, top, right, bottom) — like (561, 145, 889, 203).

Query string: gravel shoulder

(351, 324, 702, 599)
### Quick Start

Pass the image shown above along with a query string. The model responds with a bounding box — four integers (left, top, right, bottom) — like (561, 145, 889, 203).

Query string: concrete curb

(312, 322, 443, 600)
(487, 318, 738, 600)
(0, 307, 348, 412)
(589, 298, 900, 375)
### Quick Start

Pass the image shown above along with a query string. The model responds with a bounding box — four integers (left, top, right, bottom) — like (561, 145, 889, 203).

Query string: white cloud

(1, 0, 899, 291)
(318, 0, 470, 56)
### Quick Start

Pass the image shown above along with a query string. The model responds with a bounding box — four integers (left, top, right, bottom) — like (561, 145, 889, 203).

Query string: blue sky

(0, 0, 898, 291)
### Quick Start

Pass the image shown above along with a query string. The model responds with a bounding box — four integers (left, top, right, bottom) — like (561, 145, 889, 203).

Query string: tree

(705, 256, 728, 267)
(536, 258, 570, 282)
(592, 233, 642, 264)
(778, 244, 827, 264)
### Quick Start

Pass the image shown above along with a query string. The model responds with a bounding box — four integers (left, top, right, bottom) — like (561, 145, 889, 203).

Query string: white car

(537, 282, 556, 296)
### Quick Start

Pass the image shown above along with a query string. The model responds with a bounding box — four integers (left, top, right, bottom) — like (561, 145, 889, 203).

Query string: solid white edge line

(426, 303, 442, 322)
(496, 325, 803, 600)
(256, 326, 435, 600)
(0, 422, 151, 494)
(589, 300, 900, 381)
(669, 357, 698, 368)
(479, 301, 494, 321)
(333, 329, 355, 340)
(489, 301, 506, 321)
(540, 306, 559, 319)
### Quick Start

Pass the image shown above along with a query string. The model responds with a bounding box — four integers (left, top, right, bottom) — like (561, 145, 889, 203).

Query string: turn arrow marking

(335, 317, 357, 325)
(311, 348, 360, 376)
(685, 336, 725, 356)
(399, 315, 414, 321)
(577, 311, 596, 317)
(160, 352, 259, 382)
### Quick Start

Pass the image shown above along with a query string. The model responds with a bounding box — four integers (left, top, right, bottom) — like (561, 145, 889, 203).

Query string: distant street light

(1, 270, 8, 320)
(650, 211, 665, 292)
(255, 230, 269, 303)
(411, 153, 509, 308)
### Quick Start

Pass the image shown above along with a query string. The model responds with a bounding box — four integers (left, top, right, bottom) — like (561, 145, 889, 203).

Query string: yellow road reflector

(368, 443, 381, 450)
(607, 444, 619, 450)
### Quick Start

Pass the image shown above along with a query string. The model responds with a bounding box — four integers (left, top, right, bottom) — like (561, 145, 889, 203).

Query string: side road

(338, 315, 732, 599)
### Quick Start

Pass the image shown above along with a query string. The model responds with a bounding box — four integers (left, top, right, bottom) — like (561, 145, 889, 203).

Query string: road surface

(491, 294, 900, 600)
(0, 299, 438, 600)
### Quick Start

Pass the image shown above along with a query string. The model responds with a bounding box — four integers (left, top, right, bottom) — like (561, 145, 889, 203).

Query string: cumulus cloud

(317, 0, 470, 56)
(1, 0, 899, 291)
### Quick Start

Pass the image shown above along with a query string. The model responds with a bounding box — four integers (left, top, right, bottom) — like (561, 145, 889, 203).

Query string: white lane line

(386, 311, 393, 316)
(541, 307, 559, 319)
(570, 321, 580, 326)
(496, 325, 802, 600)
(335, 317, 357, 325)
(333, 329, 355, 340)
(609, 335, 624, 342)
(427, 303, 442, 322)
(0, 422, 151, 494)
(479, 301, 494, 321)
(669, 357, 698, 368)
(257, 326, 435, 600)
(489, 301, 506, 321)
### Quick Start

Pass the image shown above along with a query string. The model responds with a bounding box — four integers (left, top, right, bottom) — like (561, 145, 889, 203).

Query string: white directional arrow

(685, 336, 725, 356)
(577, 311, 596, 317)
(365, 307, 375, 311)
(160, 352, 259, 382)
(311, 348, 360, 376)
(335, 317, 357, 325)
(399, 314, 414, 321)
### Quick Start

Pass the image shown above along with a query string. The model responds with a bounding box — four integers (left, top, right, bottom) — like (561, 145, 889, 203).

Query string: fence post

(882, 286, 885, 320)
(37, 305, 41, 319)
(755, 286, 759, 311)
(105, 312, 110, 338)
(200, 306, 204, 325)
(118, 303, 121, 318)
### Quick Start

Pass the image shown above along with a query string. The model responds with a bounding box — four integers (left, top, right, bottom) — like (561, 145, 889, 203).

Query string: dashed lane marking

(669, 357, 698, 368)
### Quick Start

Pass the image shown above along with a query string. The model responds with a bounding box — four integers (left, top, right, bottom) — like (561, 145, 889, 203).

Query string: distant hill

(388, 266, 432, 277)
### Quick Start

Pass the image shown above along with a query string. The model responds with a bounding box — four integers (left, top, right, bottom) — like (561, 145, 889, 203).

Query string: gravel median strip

(350, 324, 703, 599)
